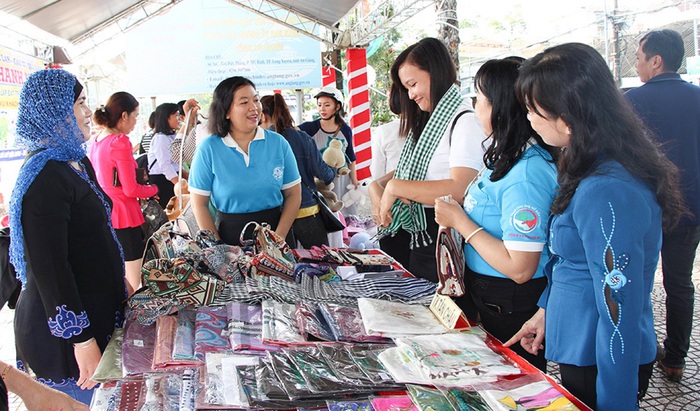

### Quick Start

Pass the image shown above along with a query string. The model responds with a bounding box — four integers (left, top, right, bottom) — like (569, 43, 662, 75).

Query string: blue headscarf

(9, 68, 121, 287)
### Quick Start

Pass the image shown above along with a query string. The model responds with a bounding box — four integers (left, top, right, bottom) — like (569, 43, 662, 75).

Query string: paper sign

(429, 293, 470, 330)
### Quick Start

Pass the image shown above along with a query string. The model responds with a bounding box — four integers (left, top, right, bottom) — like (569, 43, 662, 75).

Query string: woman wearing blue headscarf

(9, 69, 126, 404)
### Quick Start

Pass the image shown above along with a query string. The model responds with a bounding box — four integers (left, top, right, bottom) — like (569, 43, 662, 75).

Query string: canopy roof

(0, 0, 433, 62)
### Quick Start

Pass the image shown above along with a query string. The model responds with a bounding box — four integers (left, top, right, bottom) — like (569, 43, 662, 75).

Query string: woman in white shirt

(369, 37, 486, 281)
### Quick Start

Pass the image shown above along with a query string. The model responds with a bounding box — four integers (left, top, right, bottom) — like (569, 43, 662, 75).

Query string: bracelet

(1, 364, 12, 381)
(465, 227, 484, 244)
(73, 338, 96, 349)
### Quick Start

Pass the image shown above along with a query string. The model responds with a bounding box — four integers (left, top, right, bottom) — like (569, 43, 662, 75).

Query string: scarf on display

(381, 84, 464, 248)
(9, 69, 123, 287)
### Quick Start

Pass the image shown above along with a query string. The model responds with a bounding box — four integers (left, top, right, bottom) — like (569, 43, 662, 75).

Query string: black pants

(293, 213, 328, 249)
(559, 361, 654, 410)
(379, 207, 439, 282)
(466, 268, 548, 372)
(218, 207, 294, 247)
(660, 224, 700, 368)
(149, 174, 174, 209)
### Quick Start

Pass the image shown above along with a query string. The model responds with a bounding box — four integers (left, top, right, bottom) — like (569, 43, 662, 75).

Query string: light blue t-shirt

(189, 127, 301, 214)
(463, 143, 558, 279)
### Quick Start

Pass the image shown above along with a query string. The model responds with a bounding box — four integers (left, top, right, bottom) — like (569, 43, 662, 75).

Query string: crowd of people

(2, 28, 698, 411)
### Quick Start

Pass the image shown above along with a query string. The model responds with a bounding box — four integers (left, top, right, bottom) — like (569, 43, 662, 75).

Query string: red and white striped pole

(345, 47, 372, 182)
(322, 66, 336, 87)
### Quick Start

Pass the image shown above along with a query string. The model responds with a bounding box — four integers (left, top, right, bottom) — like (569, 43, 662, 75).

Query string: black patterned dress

(13, 158, 126, 387)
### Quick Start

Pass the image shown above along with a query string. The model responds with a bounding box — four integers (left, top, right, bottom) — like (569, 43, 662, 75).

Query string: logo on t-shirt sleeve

(510, 206, 540, 234)
(273, 166, 284, 181)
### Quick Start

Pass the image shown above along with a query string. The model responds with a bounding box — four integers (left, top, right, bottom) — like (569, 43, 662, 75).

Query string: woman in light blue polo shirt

(189, 76, 301, 246)
(435, 58, 558, 371)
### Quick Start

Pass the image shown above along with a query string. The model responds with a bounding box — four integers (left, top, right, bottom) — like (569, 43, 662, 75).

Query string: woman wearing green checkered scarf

(369, 37, 486, 282)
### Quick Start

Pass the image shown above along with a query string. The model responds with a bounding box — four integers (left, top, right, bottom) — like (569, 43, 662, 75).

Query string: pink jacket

(91, 133, 158, 229)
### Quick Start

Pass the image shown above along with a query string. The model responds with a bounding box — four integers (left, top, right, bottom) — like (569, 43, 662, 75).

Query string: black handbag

(312, 190, 345, 232)
(141, 198, 169, 239)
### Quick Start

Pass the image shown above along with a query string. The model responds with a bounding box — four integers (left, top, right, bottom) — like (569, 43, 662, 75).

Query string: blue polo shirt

(463, 143, 557, 279)
(189, 127, 301, 214)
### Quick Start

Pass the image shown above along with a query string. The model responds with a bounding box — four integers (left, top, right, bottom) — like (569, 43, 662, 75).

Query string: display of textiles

(93, 328, 124, 382)
(326, 399, 375, 411)
(118, 379, 145, 411)
(220, 355, 260, 407)
(440, 387, 490, 411)
(393, 333, 520, 386)
(121, 322, 156, 377)
(261, 299, 305, 344)
(376, 346, 428, 385)
(358, 298, 447, 337)
(478, 380, 580, 411)
(371, 395, 419, 411)
(227, 301, 279, 353)
(90, 383, 119, 411)
(344, 344, 398, 386)
(318, 302, 391, 343)
(194, 306, 230, 361)
(318, 344, 377, 387)
(172, 309, 197, 361)
(267, 349, 319, 400)
(152, 315, 177, 369)
(295, 301, 335, 341)
(282, 346, 352, 395)
(406, 384, 455, 411)
(331, 276, 437, 304)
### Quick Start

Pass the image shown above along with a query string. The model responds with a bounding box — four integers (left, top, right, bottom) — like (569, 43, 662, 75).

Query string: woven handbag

(242, 222, 297, 281)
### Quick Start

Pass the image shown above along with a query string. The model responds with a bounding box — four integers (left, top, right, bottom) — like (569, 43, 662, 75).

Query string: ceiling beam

(225, 0, 342, 47)
(340, 0, 433, 47)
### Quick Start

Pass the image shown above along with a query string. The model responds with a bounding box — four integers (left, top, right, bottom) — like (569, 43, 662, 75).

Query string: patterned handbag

(141, 257, 225, 306)
(435, 226, 466, 297)
(242, 222, 297, 281)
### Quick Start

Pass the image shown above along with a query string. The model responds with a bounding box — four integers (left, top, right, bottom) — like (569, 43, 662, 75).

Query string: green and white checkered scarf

(383, 84, 464, 248)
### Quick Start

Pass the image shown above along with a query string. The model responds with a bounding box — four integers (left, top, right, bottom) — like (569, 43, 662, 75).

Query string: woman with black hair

(260, 93, 335, 248)
(434, 58, 558, 371)
(10, 69, 126, 404)
(505, 43, 686, 410)
(91, 92, 158, 295)
(147, 102, 181, 208)
(299, 85, 359, 212)
(189, 76, 301, 246)
(369, 37, 486, 280)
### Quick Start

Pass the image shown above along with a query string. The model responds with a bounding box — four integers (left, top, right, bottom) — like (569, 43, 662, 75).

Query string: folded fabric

(318, 302, 390, 343)
(93, 327, 124, 382)
(194, 306, 230, 361)
(478, 380, 578, 411)
(393, 333, 521, 386)
(227, 302, 279, 352)
(372, 395, 418, 411)
(357, 298, 447, 337)
(406, 384, 454, 411)
(295, 301, 335, 342)
(152, 315, 177, 369)
(121, 322, 156, 377)
(172, 309, 197, 361)
(261, 299, 305, 345)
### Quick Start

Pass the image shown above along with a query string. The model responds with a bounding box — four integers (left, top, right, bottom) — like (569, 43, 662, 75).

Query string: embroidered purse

(242, 222, 297, 281)
(141, 257, 225, 306)
(435, 226, 466, 297)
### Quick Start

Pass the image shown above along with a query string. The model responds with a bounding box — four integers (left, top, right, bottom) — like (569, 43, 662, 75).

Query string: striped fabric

(383, 85, 465, 248)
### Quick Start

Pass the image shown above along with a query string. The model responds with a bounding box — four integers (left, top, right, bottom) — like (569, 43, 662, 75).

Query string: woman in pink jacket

(91, 92, 158, 295)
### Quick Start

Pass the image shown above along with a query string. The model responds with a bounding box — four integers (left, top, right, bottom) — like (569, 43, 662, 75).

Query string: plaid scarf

(383, 84, 464, 248)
